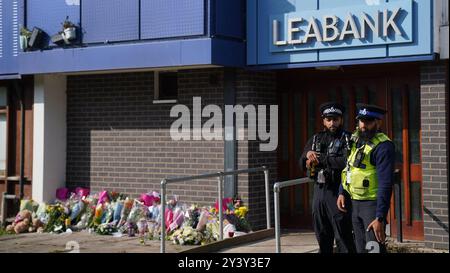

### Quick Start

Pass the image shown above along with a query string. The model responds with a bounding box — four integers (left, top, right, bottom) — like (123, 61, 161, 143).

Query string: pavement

(0, 230, 318, 253)
(219, 230, 319, 253)
(5, 230, 444, 253)
(0, 231, 196, 253)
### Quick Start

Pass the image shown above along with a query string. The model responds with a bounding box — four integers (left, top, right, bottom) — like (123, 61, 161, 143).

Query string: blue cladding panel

(141, 0, 204, 39)
(26, 0, 80, 39)
(18, 39, 213, 74)
(82, 0, 139, 43)
(247, 0, 258, 64)
(0, 0, 23, 75)
(388, 0, 432, 57)
(317, 0, 386, 61)
(257, 0, 318, 65)
(212, 38, 245, 67)
(215, 0, 244, 39)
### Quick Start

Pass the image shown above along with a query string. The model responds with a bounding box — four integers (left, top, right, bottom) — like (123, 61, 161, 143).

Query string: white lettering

(272, 6, 406, 47)
(361, 12, 379, 39)
(339, 13, 361, 40)
(273, 20, 287, 46)
(323, 15, 340, 42)
(383, 7, 402, 37)
(287, 18, 303, 44)
(303, 17, 323, 43)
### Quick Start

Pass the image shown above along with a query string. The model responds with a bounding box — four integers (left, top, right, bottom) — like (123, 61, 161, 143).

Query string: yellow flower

(238, 206, 248, 217)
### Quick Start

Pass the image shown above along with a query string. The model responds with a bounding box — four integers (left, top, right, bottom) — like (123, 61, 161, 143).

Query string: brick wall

(67, 69, 226, 206)
(66, 68, 279, 231)
(420, 60, 449, 250)
(235, 70, 278, 230)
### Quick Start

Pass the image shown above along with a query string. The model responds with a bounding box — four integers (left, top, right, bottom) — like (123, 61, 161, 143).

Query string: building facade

(0, 0, 448, 249)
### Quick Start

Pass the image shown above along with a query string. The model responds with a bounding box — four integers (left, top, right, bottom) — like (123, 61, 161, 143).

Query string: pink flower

(214, 197, 234, 212)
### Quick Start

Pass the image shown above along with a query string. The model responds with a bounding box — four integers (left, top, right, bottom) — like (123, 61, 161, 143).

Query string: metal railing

(393, 169, 403, 242)
(273, 177, 314, 253)
(160, 166, 271, 253)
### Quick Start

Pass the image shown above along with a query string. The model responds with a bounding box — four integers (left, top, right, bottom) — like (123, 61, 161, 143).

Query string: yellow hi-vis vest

(341, 132, 391, 200)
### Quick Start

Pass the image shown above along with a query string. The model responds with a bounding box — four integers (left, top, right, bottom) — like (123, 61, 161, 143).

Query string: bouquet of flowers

(195, 208, 210, 231)
(214, 197, 234, 213)
(101, 202, 114, 224)
(44, 204, 68, 233)
(113, 200, 124, 223)
(117, 198, 133, 227)
(127, 199, 147, 224)
(92, 203, 104, 227)
(202, 221, 220, 244)
(184, 204, 201, 229)
(168, 205, 185, 232)
(96, 223, 118, 235)
(69, 199, 86, 223)
(146, 220, 160, 240)
(170, 226, 204, 245)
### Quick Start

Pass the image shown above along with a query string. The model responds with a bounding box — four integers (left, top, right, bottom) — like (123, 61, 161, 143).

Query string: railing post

(217, 174, 224, 241)
(274, 184, 281, 253)
(263, 167, 271, 229)
(394, 169, 403, 243)
(160, 179, 167, 253)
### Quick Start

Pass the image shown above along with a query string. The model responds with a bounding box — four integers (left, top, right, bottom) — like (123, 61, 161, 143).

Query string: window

(0, 87, 7, 177)
(153, 71, 178, 104)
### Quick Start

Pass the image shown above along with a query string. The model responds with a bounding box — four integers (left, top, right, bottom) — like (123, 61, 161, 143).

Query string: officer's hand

(337, 194, 347, 212)
(367, 220, 386, 243)
(306, 159, 312, 169)
(306, 151, 319, 164)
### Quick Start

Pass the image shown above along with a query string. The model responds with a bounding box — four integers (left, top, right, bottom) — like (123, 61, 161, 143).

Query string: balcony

(0, 0, 245, 76)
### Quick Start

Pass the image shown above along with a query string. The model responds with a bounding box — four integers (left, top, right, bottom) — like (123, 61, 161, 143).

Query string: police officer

(300, 102, 355, 253)
(337, 103, 395, 253)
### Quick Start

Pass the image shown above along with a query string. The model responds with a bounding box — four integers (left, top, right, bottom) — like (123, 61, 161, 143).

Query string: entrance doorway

(277, 63, 423, 240)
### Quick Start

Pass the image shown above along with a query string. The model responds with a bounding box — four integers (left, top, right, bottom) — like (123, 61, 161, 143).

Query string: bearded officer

(337, 103, 395, 253)
(299, 102, 356, 253)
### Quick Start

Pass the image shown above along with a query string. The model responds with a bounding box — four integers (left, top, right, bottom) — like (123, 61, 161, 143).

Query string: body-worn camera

(353, 148, 365, 168)
(328, 138, 342, 156)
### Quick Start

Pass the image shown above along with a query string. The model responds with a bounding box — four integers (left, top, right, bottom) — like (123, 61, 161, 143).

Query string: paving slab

(0, 232, 195, 253)
(219, 231, 319, 253)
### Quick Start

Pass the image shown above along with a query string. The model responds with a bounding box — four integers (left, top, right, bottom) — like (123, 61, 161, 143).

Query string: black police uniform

(299, 102, 356, 253)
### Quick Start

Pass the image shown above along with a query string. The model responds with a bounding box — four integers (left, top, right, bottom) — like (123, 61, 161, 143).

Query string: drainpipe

(13, 80, 26, 200)
(446, 61, 449, 240)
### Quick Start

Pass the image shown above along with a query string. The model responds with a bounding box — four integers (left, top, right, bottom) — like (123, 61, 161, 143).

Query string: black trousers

(350, 200, 387, 253)
(312, 183, 356, 253)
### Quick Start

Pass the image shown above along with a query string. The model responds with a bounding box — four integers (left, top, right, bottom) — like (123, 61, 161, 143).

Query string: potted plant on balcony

(62, 16, 77, 41)
(19, 26, 32, 51)
(51, 16, 78, 46)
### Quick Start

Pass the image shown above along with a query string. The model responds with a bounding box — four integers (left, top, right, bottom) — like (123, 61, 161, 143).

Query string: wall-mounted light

(28, 27, 46, 50)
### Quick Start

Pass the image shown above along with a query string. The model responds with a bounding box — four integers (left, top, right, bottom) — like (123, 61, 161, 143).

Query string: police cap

(320, 102, 345, 118)
(355, 103, 387, 120)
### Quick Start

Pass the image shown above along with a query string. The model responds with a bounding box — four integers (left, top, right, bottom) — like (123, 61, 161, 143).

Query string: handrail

(273, 177, 314, 253)
(160, 166, 271, 253)
(393, 169, 402, 243)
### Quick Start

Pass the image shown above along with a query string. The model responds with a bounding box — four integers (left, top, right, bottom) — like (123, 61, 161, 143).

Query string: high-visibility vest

(342, 132, 391, 200)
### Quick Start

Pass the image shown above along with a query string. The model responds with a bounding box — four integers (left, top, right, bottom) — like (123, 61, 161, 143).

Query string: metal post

(274, 185, 281, 253)
(263, 167, 271, 229)
(160, 179, 166, 253)
(218, 175, 224, 241)
(394, 170, 403, 243)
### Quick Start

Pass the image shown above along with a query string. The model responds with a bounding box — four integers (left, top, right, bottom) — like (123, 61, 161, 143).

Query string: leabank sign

(270, 0, 413, 53)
